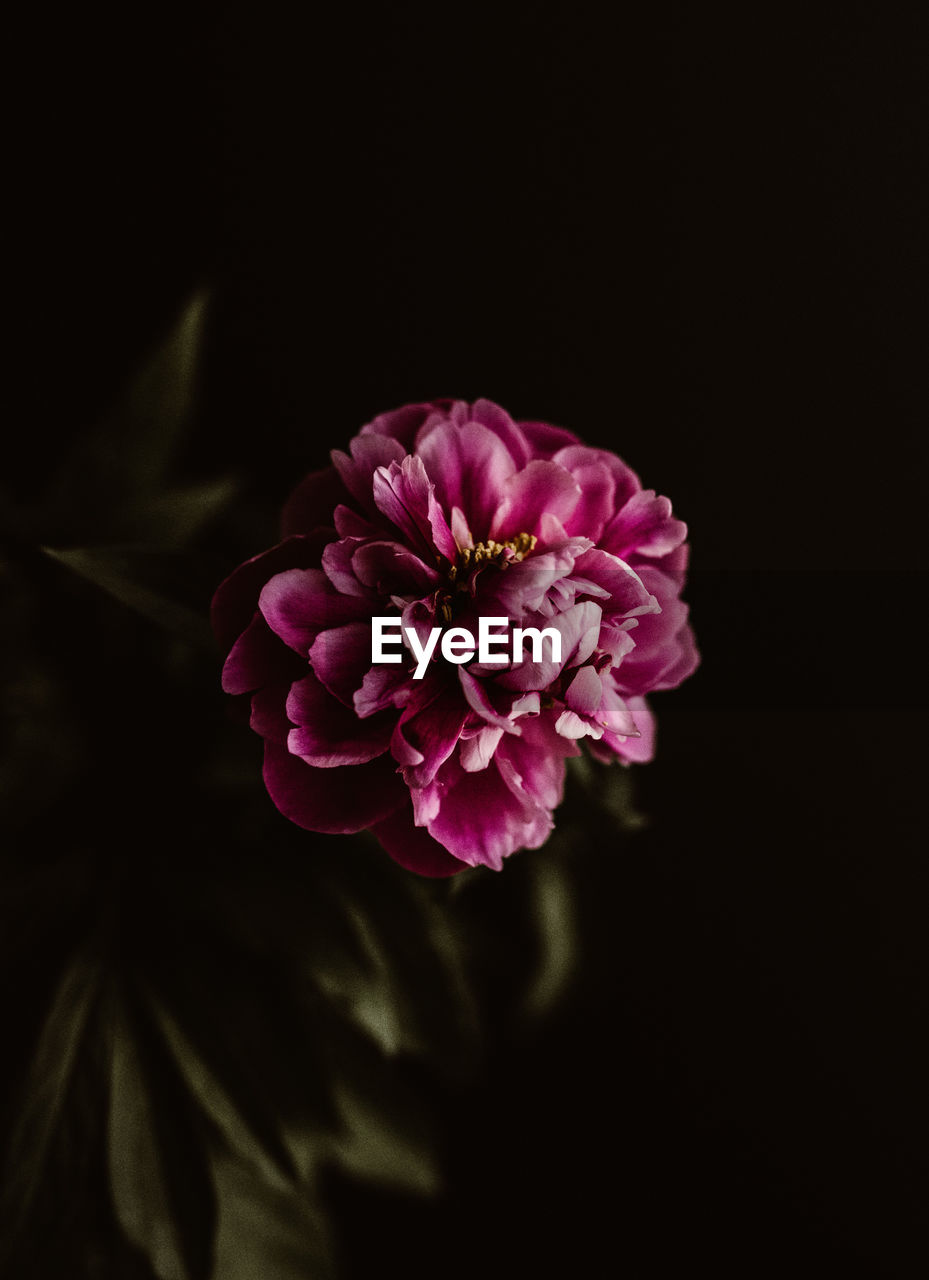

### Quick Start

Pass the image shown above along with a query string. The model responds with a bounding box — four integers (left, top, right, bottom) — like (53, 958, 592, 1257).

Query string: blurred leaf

(211, 1151, 337, 1280)
(148, 993, 299, 1188)
(290, 1018, 440, 1198)
(326, 846, 480, 1069)
(0, 951, 102, 1237)
(122, 476, 239, 548)
(115, 290, 207, 496)
(41, 545, 214, 651)
(522, 846, 579, 1019)
(108, 989, 217, 1280)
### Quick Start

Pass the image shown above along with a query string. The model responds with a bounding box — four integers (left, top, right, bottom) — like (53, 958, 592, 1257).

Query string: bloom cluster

(212, 399, 698, 875)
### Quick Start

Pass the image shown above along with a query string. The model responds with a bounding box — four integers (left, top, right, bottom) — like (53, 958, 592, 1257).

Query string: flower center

(437, 532, 537, 624)
(447, 532, 537, 582)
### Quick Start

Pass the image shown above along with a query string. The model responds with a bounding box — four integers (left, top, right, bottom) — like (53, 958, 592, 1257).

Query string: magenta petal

(280, 466, 349, 538)
(263, 740, 405, 833)
(469, 398, 532, 468)
(333, 504, 380, 538)
(371, 455, 458, 561)
(352, 540, 440, 595)
(458, 667, 523, 733)
(601, 489, 687, 559)
(249, 683, 293, 744)
(286, 674, 392, 767)
(613, 566, 698, 693)
(424, 756, 550, 871)
(490, 460, 582, 541)
(416, 420, 517, 540)
(361, 401, 437, 448)
(321, 539, 371, 597)
(565, 664, 603, 716)
(259, 568, 372, 654)
(370, 805, 468, 877)
(331, 434, 406, 512)
(391, 680, 469, 787)
(222, 612, 303, 695)
(496, 714, 578, 811)
(496, 600, 602, 690)
(211, 534, 331, 652)
(354, 664, 412, 719)
(308, 622, 373, 705)
(459, 725, 505, 772)
(516, 419, 581, 458)
(601, 695, 656, 763)
(571, 548, 658, 620)
(549, 449, 617, 541)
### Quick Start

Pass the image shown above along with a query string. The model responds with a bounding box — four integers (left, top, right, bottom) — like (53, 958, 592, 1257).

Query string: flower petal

(308, 621, 373, 705)
(416, 420, 517, 540)
(259, 568, 372, 654)
(286, 674, 393, 767)
(222, 612, 304, 695)
(423, 755, 551, 871)
(263, 741, 405, 833)
(490, 460, 582, 541)
(370, 805, 468, 877)
(280, 466, 349, 538)
(372, 455, 458, 561)
(211, 534, 330, 652)
(601, 489, 687, 559)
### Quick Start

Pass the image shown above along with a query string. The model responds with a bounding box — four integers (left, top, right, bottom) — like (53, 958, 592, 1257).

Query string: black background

(8, 5, 928, 1277)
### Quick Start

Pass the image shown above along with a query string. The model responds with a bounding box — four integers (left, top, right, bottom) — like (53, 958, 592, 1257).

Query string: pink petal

(258, 568, 373, 654)
(262, 741, 406, 833)
(564, 664, 603, 716)
(370, 805, 468, 877)
(489, 460, 582, 541)
(548, 449, 617, 541)
(570, 548, 658, 620)
(600, 695, 656, 763)
(459, 725, 505, 772)
(601, 489, 688, 559)
(391, 679, 469, 788)
(211, 534, 330, 652)
(423, 756, 551, 871)
(469, 398, 532, 468)
(371, 454, 457, 561)
(354, 664, 413, 719)
(361, 401, 437, 448)
(517, 419, 581, 458)
(222, 612, 304, 695)
(331, 434, 406, 513)
(321, 538, 371, 597)
(308, 621, 373, 705)
(495, 714, 578, 810)
(280, 466, 348, 537)
(495, 600, 602, 690)
(416, 420, 518, 540)
(552, 443, 640, 510)
(249, 683, 293, 744)
(286, 674, 393, 767)
(352, 540, 440, 595)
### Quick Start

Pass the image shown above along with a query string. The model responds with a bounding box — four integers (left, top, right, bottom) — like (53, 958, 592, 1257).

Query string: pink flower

(212, 399, 698, 876)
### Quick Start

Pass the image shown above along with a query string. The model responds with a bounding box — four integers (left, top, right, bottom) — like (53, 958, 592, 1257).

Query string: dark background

(7, 5, 928, 1278)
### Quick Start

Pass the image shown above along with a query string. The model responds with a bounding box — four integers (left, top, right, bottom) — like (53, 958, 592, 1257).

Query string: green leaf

(104, 290, 208, 497)
(107, 989, 217, 1280)
(41, 545, 214, 651)
(291, 1018, 441, 1198)
(148, 994, 299, 1188)
(122, 476, 239, 548)
(0, 951, 102, 1237)
(211, 1152, 337, 1280)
